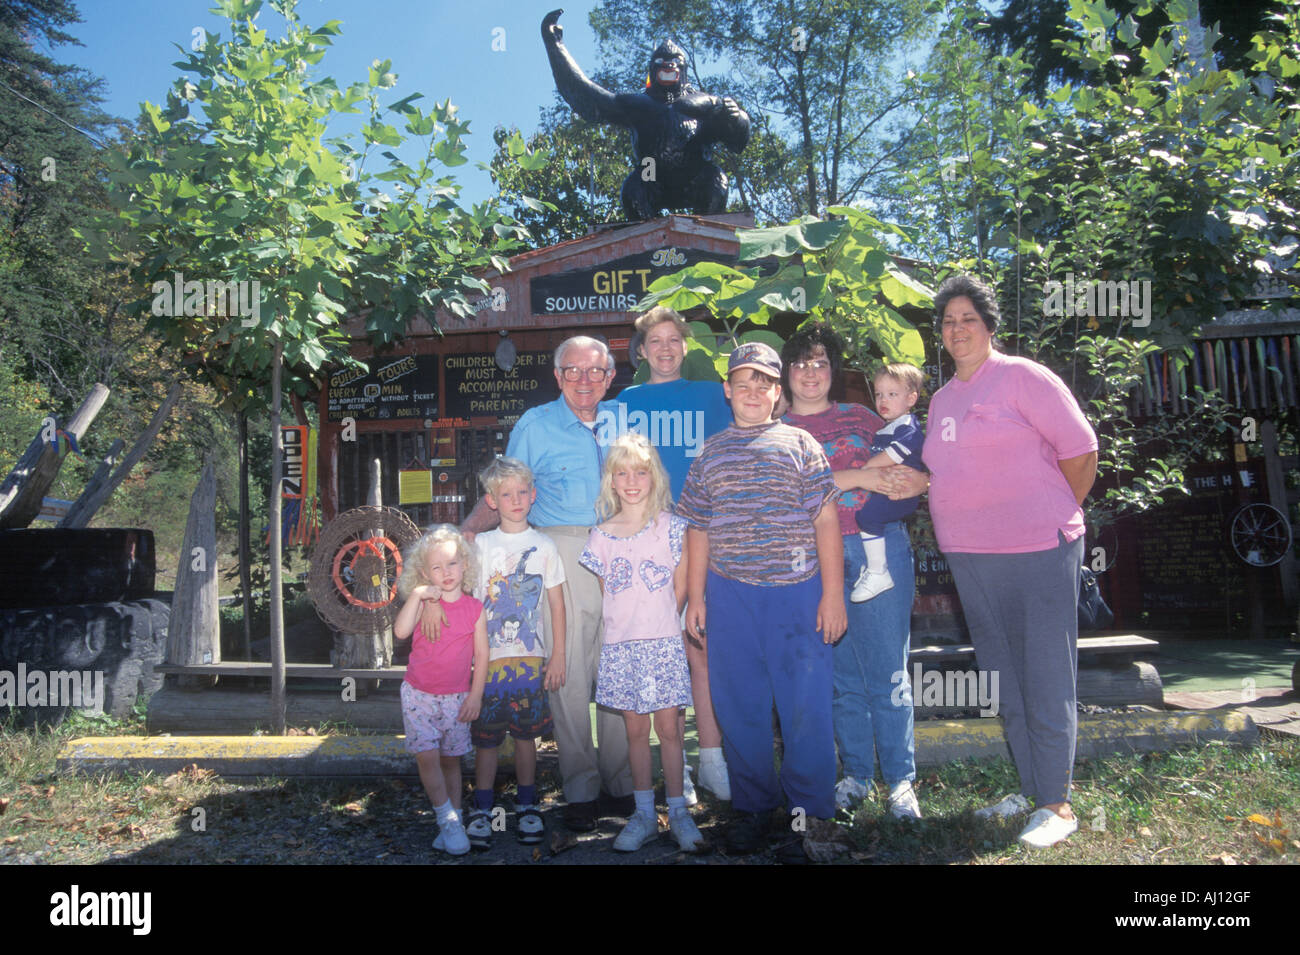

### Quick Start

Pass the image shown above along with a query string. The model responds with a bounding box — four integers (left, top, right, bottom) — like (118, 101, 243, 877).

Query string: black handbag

(1077, 564, 1113, 631)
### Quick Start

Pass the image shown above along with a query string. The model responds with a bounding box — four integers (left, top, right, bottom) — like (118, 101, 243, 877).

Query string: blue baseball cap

(727, 341, 782, 377)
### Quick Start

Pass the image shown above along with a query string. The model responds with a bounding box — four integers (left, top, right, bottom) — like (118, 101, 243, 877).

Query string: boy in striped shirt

(677, 342, 847, 858)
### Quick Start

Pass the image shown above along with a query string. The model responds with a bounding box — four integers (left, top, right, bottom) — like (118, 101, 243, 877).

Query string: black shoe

(725, 811, 770, 855)
(599, 791, 636, 817)
(775, 832, 809, 865)
(563, 799, 598, 833)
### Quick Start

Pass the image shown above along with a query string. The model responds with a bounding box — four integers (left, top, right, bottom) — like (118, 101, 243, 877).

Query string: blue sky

(65, 0, 605, 201)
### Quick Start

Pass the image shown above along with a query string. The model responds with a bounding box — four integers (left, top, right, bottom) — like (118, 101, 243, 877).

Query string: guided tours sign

(326, 354, 438, 422)
(530, 246, 734, 315)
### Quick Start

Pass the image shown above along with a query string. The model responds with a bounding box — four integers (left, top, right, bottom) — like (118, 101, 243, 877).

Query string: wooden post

(167, 459, 220, 685)
(0, 383, 110, 528)
(1261, 420, 1297, 609)
(57, 438, 124, 527)
(238, 410, 253, 660)
(336, 459, 392, 676)
(270, 340, 287, 735)
(58, 382, 183, 529)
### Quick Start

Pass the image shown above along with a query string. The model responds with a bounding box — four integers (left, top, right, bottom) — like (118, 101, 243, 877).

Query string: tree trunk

(0, 382, 110, 528)
(59, 382, 182, 528)
(238, 409, 253, 660)
(270, 341, 287, 734)
(166, 458, 219, 683)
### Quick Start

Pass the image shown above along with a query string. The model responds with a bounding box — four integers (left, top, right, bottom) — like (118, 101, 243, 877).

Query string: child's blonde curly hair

(398, 523, 478, 598)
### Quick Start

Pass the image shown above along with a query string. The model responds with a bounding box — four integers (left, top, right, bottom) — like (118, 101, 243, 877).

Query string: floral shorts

(596, 635, 693, 715)
(401, 681, 471, 756)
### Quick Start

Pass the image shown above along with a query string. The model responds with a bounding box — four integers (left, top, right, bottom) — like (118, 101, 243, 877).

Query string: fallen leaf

(44, 786, 54, 798)
(1210, 852, 1237, 865)
(1138, 826, 1152, 837)
(343, 802, 365, 814)
(0, 797, 8, 815)
(1246, 813, 1273, 827)
(549, 830, 578, 856)
(531, 847, 541, 862)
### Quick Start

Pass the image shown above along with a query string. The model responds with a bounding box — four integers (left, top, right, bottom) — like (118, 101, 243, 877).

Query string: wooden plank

(0, 383, 110, 528)
(909, 635, 1159, 663)
(156, 662, 406, 680)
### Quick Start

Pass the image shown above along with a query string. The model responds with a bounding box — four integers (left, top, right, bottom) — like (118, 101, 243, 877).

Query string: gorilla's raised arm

(542, 10, 644, 127)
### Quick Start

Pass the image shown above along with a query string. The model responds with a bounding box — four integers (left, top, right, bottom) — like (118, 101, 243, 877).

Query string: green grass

(3, 706, 1297, 864)
(842, 740, 1299, 864)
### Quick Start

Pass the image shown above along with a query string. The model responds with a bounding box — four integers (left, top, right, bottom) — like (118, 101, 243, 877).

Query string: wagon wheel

(308, 505, 421, 632)
(1227, 503, 1293, 568)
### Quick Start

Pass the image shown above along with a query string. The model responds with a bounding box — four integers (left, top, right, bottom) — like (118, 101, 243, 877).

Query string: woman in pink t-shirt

(918, 274, 1098, 849)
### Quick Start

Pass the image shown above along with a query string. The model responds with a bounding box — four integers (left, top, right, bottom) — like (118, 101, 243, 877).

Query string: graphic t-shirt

(676, 422, 838, 586)
(474, 527, 566, 660)
(579, 512, 685, 644)
(404, 594, 484, 695)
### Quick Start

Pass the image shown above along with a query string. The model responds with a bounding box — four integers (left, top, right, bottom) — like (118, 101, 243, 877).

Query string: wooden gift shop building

(317, 214, 751, 525)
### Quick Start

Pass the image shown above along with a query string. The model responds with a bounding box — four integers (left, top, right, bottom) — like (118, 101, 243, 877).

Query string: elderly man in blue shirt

(457, 335, 631, 832)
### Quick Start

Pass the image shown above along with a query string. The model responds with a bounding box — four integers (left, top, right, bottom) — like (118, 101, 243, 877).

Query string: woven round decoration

(308, 505, 421, 633)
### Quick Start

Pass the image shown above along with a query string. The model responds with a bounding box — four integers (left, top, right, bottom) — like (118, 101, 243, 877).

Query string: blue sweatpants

(705, 571, 835, 819)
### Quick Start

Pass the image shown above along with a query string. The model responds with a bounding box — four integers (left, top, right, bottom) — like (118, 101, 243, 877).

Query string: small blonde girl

(393, 524, 489, 857)
(579, 433, 702, 852)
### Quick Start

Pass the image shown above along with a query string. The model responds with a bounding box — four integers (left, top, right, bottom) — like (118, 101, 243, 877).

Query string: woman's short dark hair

(934, 274, 1000, 334)
(780, 322, 845, 392)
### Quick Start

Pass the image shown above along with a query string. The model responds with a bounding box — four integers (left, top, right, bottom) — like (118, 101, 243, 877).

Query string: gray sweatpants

(946, 531, 1084, 807)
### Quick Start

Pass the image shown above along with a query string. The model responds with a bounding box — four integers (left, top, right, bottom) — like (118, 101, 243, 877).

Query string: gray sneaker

(436, 815, 471, 856)
(465, 809, 493, 848)
(669, 809, 704, 851)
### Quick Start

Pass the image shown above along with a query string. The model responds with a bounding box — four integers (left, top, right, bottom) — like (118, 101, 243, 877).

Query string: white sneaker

(435, 816, 471, 856)
(613, 812, 659, 852)
(850, 568, 894, 602)
(834, 776, 871, 810)
(887, 780, 922, 820)
(973, 793, 1032, 820)
(1017, 807, 1078, 848)
(682, 763, 700, 807)
(668, 809, 704, 851)
(697, 755, 731, 801)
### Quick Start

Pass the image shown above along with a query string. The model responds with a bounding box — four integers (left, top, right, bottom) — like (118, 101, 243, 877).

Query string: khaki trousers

(541, 525, 633, 802)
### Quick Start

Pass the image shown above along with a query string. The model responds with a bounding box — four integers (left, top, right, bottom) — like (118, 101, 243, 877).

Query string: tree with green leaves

(94, 0, 535, 731)
(638, 209, 930, 377)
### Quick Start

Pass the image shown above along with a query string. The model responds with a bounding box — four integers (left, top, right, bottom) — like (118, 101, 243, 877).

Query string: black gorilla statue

(541, 9, 750, 221)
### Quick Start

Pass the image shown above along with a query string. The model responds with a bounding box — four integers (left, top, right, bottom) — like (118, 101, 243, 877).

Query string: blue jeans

(835, 523, 916, 786)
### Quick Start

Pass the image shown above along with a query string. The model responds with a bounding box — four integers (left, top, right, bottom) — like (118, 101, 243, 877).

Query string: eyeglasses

(559, 366, 613, 382)
(790, 359, 831, 372)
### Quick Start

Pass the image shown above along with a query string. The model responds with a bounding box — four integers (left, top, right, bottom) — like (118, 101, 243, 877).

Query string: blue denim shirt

(506, 396, 610, 527)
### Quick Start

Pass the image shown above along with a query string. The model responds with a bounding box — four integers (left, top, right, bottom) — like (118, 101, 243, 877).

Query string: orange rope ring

(330, 536, 404, 610)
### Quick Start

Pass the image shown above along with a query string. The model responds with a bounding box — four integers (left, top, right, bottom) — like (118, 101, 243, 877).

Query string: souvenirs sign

(530, 246, 734, 316)
(326, 355, 438, 422)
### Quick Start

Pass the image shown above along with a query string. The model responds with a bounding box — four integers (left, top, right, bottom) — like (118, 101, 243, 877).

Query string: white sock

(667, 795, 687, 815)
(633, 789, 655, 819)
(861, 534, 888, 575)
(700, 746, 725, 767)
(434, 800, 458, 826)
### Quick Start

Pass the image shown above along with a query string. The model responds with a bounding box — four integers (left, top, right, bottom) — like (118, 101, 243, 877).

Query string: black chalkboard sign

(326, 354, 437, 422)
(530, 246, 735, 316)
(442, 351, 561, 425)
